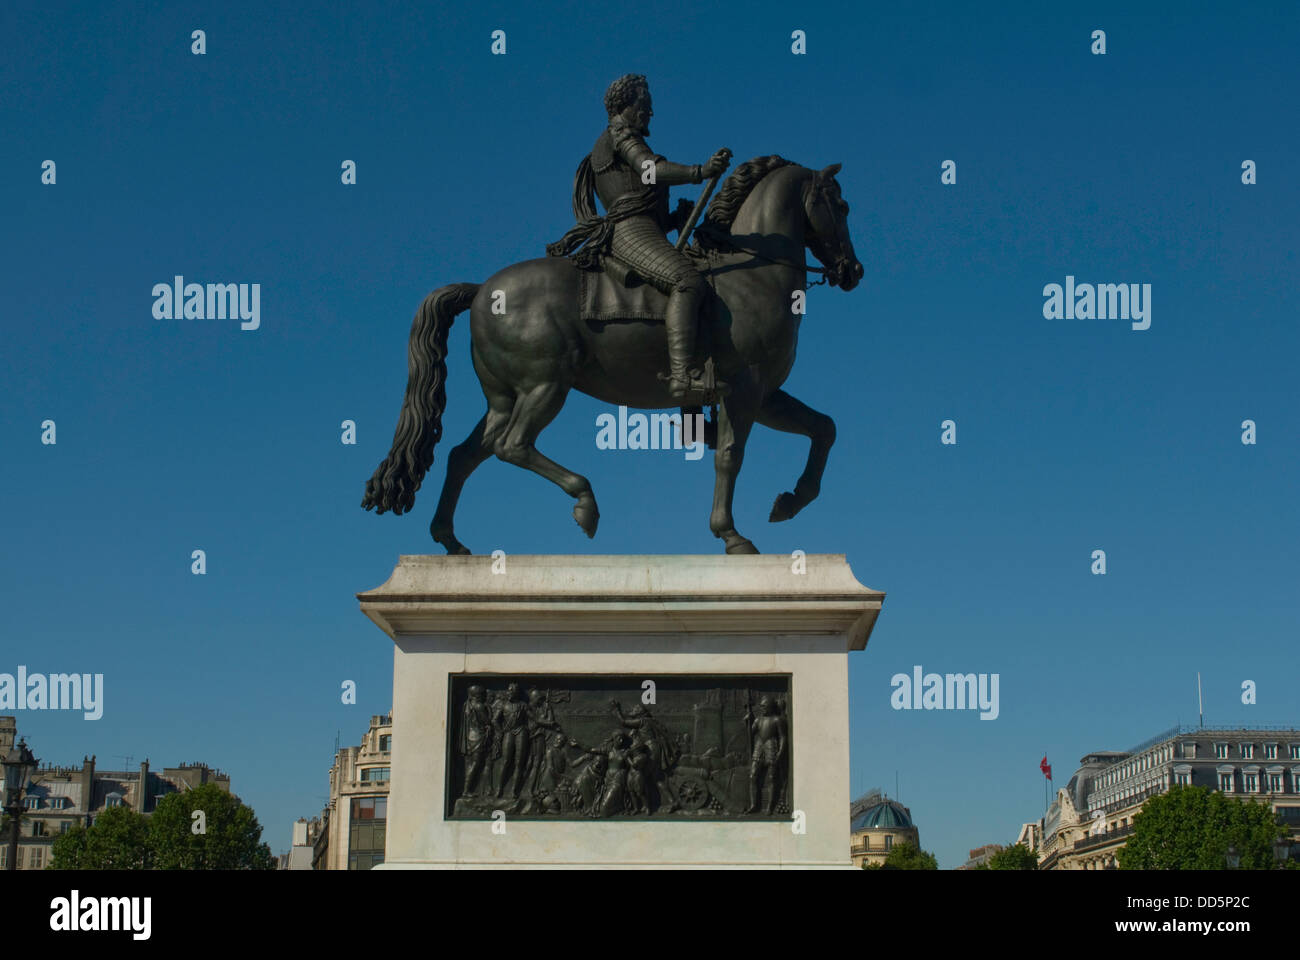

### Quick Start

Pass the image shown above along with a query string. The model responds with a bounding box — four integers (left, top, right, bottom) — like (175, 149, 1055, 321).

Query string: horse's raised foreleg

(709, 391, 758, 554)
(757, 389, 836, 523)
(495, 382, 599, 539)
(430, 411, 500, 555)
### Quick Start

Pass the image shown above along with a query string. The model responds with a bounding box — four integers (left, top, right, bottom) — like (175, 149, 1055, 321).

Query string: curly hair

(604, 74, 648, 118)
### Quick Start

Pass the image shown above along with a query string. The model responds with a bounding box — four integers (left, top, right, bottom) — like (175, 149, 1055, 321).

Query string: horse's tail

(362, 282, 480, 515)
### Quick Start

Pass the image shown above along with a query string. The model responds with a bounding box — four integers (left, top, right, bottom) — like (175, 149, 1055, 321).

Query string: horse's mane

(694, 155, 796, 248)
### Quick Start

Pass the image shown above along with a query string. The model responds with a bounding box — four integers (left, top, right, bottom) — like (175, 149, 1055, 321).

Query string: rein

(694, 178, 838, 290)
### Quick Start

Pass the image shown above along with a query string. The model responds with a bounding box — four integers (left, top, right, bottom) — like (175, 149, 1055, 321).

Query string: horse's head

(804, 163, 863, 291)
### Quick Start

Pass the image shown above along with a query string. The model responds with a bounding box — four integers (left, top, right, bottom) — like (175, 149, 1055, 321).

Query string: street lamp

(1225, 843, 1240, 870)
(1275, 836, 1293, 867)
(3, 738, 38, 871)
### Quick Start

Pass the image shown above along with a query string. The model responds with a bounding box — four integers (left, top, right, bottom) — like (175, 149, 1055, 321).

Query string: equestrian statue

(362, 74, 864, 555)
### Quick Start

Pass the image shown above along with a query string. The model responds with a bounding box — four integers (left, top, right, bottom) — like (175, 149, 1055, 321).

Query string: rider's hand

(702, 148, 731, 178)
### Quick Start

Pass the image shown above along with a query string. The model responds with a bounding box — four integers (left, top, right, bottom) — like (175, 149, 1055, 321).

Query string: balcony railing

(1074, 823, 1133, 852)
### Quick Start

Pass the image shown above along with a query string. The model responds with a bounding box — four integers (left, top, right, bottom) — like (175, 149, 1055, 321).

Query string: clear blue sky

(2, 0, 1296, 868)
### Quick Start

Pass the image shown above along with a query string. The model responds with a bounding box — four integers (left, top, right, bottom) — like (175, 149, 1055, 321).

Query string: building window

(360, 767, 390, 783)
(350, 797, 388, 820)
(23, 797, 39, 810)
(348, 797, 387, 871)
(60, 821, 70, 834)
(884, 835, 893, 851)
(1215, 743, 1228, 760)
(1219, 773, 1233, 792)
(1244, 773, 1258, 792)
(1183, 742, 1197, 759)
(1241, 744, 1254, 760)
(379, 734, 392, 752)
(1265, 744, 1278, 760)
(1291, 745, 1300, 760)
(105, 795, 123, 808)
(1269, 774, 1283, 793)
(31, 846, 45, 869)
(31, 820, 47, 837)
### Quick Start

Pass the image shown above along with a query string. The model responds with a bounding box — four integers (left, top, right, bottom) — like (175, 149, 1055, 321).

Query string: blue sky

(2, 0, 1297, 868)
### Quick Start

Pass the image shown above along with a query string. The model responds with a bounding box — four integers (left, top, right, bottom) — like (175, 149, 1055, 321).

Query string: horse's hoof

(723, 534, 759, 555)
(573, 494, 600, 539)
(431, 525, 471, 555)
(769, 492, 798, 523)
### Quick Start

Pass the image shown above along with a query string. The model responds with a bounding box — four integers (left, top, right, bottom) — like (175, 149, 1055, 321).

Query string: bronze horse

(362, 156, 863, 554)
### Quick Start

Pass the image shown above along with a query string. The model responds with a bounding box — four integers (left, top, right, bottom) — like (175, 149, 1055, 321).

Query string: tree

(148, 784, 274, 870)
(49, 806, 151, 869)
(864, 839, 939, 870)
(1117, 785, 1286, 870)
(986, 843, 1038, 870)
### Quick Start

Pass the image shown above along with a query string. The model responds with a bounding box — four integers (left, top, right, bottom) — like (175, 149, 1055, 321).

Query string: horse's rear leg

(757, 389, 836, 523)
(430, 412, 499, 555)
(496, 382, 599, 539)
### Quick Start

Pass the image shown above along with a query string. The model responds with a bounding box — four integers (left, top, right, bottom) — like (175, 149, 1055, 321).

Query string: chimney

(136, 759, 150, 813)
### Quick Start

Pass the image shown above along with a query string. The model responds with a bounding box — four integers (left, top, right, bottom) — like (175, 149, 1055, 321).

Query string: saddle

(578, 250, 712, 324)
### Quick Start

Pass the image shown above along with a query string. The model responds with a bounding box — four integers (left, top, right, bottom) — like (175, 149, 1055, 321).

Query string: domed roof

(851, 798, 913, 831)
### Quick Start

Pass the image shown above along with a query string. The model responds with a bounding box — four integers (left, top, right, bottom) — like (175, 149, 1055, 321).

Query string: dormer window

(1215, 743, 1229, 759)
(1241, 744, 1254, 759)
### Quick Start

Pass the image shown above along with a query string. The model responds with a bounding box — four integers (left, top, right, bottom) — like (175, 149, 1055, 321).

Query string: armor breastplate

(591, 127, 670, 229)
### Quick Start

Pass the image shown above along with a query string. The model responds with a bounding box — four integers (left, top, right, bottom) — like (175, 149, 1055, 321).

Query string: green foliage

(50, 806, 151, 869)
(148, 784, 275, 870)
(987, 843, 1039, 870)
(49, 785, 274, 870)
(1117, 785, 1286, 870)
(873, 839, 939, 870)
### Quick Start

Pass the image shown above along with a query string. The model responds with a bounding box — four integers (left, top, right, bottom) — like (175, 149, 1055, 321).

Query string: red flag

(1040, 756, 1052, 780)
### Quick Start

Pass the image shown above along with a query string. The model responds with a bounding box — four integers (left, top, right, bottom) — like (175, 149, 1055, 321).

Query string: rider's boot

(663, 281, 728, 403)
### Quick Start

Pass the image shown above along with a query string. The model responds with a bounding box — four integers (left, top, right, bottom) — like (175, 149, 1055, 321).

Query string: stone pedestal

(359, 554, 883, 869)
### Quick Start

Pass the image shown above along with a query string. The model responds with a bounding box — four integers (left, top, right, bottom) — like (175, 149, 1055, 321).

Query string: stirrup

(660, 360, 729, 404)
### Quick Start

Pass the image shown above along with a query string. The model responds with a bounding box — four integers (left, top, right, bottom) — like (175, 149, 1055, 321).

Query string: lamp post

(1275, 836, 1293, 867)
(3, 738, 38, 871)
(1225, 843, 1240, 870)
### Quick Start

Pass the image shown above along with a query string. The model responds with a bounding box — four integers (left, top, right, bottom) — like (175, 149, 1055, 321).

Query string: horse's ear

(819, 163, 842, 180)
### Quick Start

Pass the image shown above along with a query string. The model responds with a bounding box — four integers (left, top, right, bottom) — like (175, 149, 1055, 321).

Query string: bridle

(696, 177, 848, 290)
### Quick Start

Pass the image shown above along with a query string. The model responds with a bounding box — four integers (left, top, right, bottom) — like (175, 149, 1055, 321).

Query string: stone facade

(314, 712, 392, 870)
(849, 790, 920, 868)
(1027, 726, 1300, 870)
(0, 716, 229, 870)
(959, 843, 1004, 869)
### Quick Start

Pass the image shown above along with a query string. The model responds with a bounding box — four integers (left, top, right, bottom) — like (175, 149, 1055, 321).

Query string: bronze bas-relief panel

(447, 675, 791, 820)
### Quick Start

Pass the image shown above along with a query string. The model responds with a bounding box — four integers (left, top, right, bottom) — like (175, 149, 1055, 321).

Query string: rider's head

(605, 74, 651, 134)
